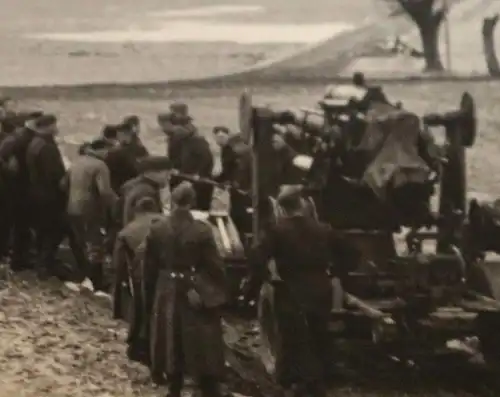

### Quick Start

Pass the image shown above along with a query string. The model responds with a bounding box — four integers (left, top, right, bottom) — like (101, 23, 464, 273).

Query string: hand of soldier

(187, 288, 202, 308)
(169, 169, 180, 176)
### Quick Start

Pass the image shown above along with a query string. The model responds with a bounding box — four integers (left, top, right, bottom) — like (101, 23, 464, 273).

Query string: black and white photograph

(1, 0, 500, 396)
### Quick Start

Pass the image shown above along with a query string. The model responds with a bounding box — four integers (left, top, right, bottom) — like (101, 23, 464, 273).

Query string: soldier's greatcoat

(143, 208, 227, 380)
(246, 214, 340, 387)
(111, 212, 164, 357)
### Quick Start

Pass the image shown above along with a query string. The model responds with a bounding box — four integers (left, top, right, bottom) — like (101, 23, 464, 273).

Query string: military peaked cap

(169, 102, 189, 116)
(34, 114, 57, 129)
(213, 125, 230, 135)
(157, 112, 172, 123)
(89, 139, 109, 150)
(102, 124, 119, 139)
(123, 115, 140, 127)
(171, 181, 196, 207)
(136, 156, 171, 173)
(277, 184, 303, 206)
(134, 196, 158, 212)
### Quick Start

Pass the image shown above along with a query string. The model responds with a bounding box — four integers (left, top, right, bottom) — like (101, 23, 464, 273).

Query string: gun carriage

(236, 84, 500, 374)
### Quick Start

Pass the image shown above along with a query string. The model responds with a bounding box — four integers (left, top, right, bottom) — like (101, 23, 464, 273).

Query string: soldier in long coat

(242, 185, 352, 397)
(0, 111, 43, 271)
(158, 104, 214, 211)
(112, 157, 169, 319)
(65, 139, 118, 290)
(25, 115, 68, 278)
(143, 181, 227, 396)
(111, 197, 164, 363)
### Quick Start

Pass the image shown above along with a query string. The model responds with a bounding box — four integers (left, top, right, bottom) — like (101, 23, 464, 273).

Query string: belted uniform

(143, 207, 227, 395)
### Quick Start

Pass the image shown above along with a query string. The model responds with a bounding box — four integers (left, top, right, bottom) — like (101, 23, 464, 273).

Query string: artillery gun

(237, 85, 500, 377)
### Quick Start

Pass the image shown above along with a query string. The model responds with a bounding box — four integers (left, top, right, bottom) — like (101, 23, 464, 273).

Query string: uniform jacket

(112, 212, 164, 320)
(168, 125, 214, 178)
(246, 214, 337, 312)
(0, 127, 37, 191)
(129, 136, 149, 159)
(215, 134, 252, 190)
(66, 152, 117, 218)
(25, 134, 66, 206)
(105, 144, 139, 193)
(268, 144, 305, 197)
(144, 208, 227, 378)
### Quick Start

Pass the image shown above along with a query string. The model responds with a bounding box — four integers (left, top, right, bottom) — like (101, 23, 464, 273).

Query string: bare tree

(396, 0, 447, 71)
(482, 14, 500, 76)
(380, 0, 448, 71)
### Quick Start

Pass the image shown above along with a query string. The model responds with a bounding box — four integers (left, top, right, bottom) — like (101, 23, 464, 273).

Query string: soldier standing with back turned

(242, 185, 354, 397)
(111, 196, 164, 364)
(143, 181, 227, 395)
(26, 114, 67, 279)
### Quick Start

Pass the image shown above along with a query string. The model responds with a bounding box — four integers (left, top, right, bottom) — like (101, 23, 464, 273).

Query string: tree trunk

(416, 12, 445, 71)
(482, 15, 500, 77)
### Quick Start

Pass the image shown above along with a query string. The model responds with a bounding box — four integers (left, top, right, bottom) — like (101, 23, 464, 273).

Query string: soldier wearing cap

(111, 196, 164, 364)
(242, 184, 351, 397)
(105, 123, 140, 194)
(0, 111, 43, 269)
(122, 115, 149, 158)
(25, 114, 68, 278)
(108, 155, 170, 255)
(118, 155, 170, 227)
(143, 181, 227, 395)
(65, 138, 118, 290)
(158, 103, 214, 211)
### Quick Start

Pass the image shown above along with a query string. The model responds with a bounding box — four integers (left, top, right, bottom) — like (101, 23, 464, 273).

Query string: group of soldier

(0, 95, 355, 397)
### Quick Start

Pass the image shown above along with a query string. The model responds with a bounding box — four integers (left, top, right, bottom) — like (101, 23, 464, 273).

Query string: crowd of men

(0, 95, 356, 397)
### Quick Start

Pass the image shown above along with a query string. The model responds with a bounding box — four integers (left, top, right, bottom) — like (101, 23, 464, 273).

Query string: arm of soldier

(111, 235, 128, 319)
(96, 162, 118, 209)
(38, 143, 67, 196)
(185, 138, 214, 176)
(242, 229, 275, 301)
(0, 132, 18, 161)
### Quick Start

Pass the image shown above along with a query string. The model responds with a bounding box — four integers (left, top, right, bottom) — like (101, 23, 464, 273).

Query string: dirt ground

(3, 80, 500, 397)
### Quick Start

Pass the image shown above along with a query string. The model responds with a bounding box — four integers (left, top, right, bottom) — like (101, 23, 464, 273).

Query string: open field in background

(20, 81, 500, 199)
(0, 0, 499, 85)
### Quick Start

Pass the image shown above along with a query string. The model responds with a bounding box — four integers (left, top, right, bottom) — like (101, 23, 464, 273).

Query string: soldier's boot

(165, 373, 183, 397)
(198, 376, 223, 397)
(89, 262, 105, 291)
